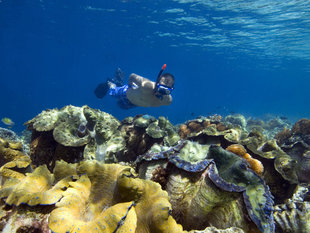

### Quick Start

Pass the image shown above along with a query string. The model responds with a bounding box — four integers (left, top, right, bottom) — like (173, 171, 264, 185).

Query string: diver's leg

(112, 68, 125, 86)
(109, 85, 136, 109)
(108, 84, 126, 97)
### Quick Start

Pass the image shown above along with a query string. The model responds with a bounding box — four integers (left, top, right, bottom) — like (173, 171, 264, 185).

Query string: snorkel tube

(156, 64, 167, 83)
(155, 64, 174, 99)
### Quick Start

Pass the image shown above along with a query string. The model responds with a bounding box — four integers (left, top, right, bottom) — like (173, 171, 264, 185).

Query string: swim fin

(94, 81, 109, 99)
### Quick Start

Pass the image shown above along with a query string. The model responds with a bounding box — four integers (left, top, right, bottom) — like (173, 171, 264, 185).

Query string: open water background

(1, 0, 310, 133)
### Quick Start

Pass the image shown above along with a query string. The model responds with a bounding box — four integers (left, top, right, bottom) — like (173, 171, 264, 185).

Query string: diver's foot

(94, 81, 110, 99)
(107, 81, 116, 89)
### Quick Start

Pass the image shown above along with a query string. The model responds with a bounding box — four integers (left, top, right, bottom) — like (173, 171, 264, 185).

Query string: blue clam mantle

(137, 140, 275, 233)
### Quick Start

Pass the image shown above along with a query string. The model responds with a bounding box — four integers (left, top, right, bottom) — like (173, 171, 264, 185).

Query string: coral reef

(2, 105, 308, 233)
(236, 131, 295, 204)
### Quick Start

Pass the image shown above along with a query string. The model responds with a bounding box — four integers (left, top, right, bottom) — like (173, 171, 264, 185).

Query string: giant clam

(136, 140, 275, 233)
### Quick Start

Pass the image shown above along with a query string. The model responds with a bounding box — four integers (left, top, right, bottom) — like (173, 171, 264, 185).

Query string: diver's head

(157, 73, 175, 88)
(154, 73, 175, 98)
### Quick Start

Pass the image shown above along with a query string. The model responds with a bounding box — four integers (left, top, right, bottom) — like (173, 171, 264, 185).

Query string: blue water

(1, 0, 310, 133)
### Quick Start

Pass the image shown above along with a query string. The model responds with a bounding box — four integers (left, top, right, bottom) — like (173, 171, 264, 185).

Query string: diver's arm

(129, 73, 143, 87)
(161, 95, 173, 105)
(129, 73, 155, 91)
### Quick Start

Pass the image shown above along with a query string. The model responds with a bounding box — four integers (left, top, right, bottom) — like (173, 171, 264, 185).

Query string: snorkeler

(94, 64, 175, 109)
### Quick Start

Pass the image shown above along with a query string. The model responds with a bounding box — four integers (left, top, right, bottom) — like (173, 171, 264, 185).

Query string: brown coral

(226, 144, 264, 175)
(216, 123, 227, 132)
(179, 124, 191, 139)
(226, 144, 247, 156)
(188, 121, 204, 132)
(151, 166, 168, 188)
(178, 119, 222, 139)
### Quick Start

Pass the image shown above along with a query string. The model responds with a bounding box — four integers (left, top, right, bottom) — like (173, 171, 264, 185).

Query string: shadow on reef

(0, 105, 309, 233)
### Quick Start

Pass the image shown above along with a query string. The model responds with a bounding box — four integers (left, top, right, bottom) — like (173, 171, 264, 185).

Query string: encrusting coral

(226, 144, 264, 175)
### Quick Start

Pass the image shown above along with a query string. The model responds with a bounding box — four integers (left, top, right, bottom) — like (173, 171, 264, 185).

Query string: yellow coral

(226, 144, 264, 176)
